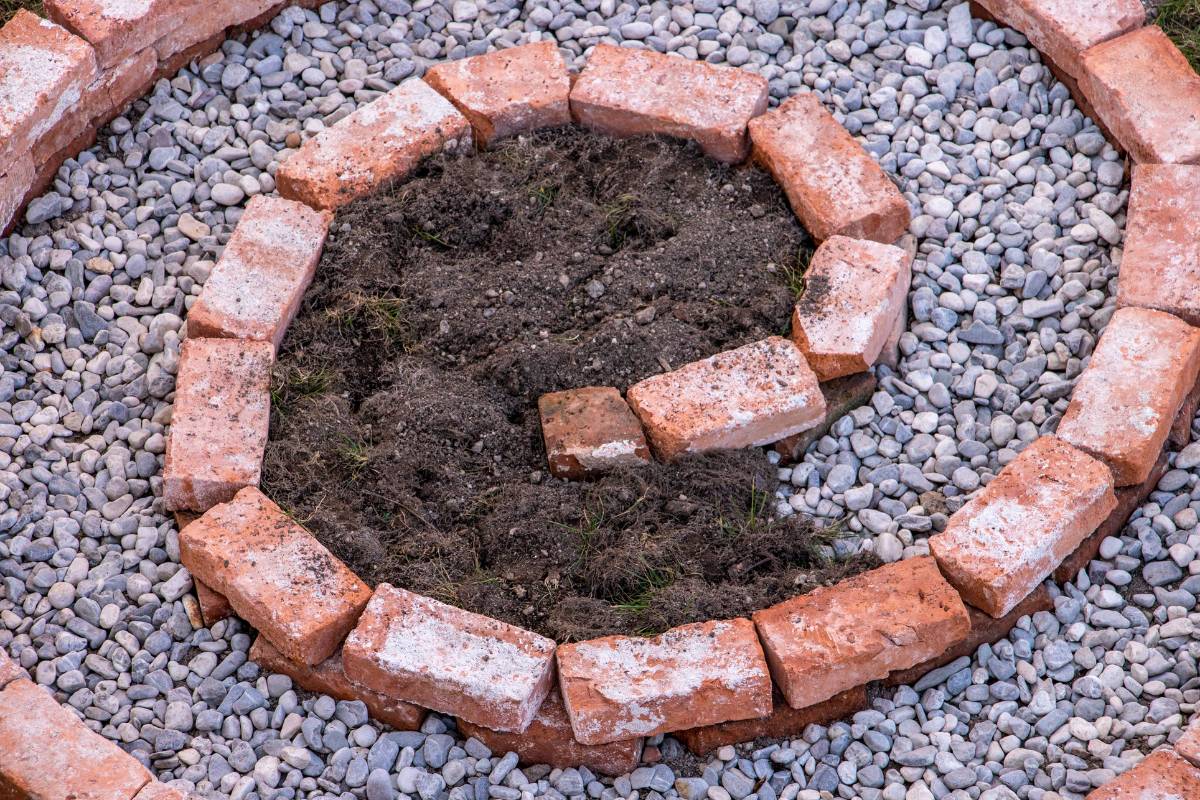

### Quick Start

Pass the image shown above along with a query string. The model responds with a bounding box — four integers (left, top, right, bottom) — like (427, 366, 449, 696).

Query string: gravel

(0, 0, 1195, 798)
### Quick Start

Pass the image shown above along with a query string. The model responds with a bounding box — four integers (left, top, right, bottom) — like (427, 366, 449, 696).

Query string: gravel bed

(1, 0, 1193, 798)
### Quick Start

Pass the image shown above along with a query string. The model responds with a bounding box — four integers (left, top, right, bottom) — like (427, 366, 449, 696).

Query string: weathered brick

(342, 584, 556, 733)
(1085, 750, 1200, 799)
(752, 557, 970, 710)
(424, 41, 571, 148)
(457, 690, 643, 776)
(1056, 307, 1200, 486)
(0, 154, 34, 236)
(569, 43, 768, 163)
(0, 649, 25, 690)
(538, 386, 651, 479)
(180, 486, 372, 666)
(278, 78, 471, 209)
(930, 436, 1116, 618)
(0, 678, 153, 800)
(194, 579, 232, 627)
(748, 92, 909, 243)
(557, 618, 772, 745)
(44, 0, 179, 68)
(1177, 718, 1200, 768)
(163, 337, 273, 511)
(972, 0, 1143, 80)
(627, 336, 826, 461)
(674, 686, 865, 756)
(188, 196, 331, 348)
(1078, 26, 1200, 164)
(0, 11, 98, 173)
(249, 635, 426, 731)
(149, 0, 274, 64)
(791, 235, 912, 380)
(1116, 164, 1200, 325)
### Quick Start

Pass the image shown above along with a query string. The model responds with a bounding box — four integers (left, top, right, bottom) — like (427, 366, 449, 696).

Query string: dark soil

(262, 127, 878, 641)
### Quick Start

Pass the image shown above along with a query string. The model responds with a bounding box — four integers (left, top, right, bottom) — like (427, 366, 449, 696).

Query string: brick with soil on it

(456, 689, 643, 776)
(752, 557, 970, 711)
(748, 92, 910, 243)
(627, 336, 826, 461)
(0, 11, 98, 174)
(1078, 26, 1200, 165)
(342, 584, 556, 733)
(0, 678, 153, 800)
(1084, 750, 1200, 799)
(163, 338, 273, 512)
(1116, 164, 1200, 325)
(187, 196, 331, 348)
(179, 486, 372, 666)
(569, 43, 768, 163)
(557, 617, 772, 745)
(538, 386, 651, 479)
(249, 635, 426, 731)
(970, 0, 1143, 80)
(1056, 307, 1200, 486)
(277, 78, 472, 209)
(929, 436, 1117, 618)
(424, 40, 571, 148)
(790, 235, 912, 381)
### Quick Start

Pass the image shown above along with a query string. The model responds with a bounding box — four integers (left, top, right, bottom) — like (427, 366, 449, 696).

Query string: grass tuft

(1159, 0, 1200, 71)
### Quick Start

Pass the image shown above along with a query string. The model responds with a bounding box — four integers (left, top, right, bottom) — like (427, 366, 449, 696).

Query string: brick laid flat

(163, 338, 273, 511)
(1084, 750, 1200, 799)
(277, 78, 471, 209)
(929, 436, 1117, 618)
(342, 584, 557, 733)
(557, 618, 772, 745)
(180, 487, 372, 666)
(44, 0, 175, 68)
(1078, 26, 1200, 165)
(1116, 164, 1200, 325)
(749, 92, 909, 243)
(424, 40, 571, 148)
(0, 679, 153, 800)
(456, 690, 643, 776)
(249, 635, 426, 731)
(570, 43, 768, 163)
(972, 0, 1144, 79)
(0, 11, 98, 174)
(627, 336, 826, 461)
(791, 235, 912, 381)
(187, 195, 331, 348)
(752, 557, 970, 710)
(538, 386, 651, 479)
(1056, 307, 1200, 486)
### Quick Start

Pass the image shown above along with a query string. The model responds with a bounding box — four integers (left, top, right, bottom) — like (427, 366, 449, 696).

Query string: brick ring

(4, 1, 1200, 797)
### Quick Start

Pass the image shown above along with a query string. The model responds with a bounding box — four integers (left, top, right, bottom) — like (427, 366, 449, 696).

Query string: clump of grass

(327, 292, 412, 345)
(1159, 0, 1200, 70)
(779, 244, 814, 298)
(269, 364, 334, 417)
(339, 436, 371, 475)
(1, 0, 43, 25)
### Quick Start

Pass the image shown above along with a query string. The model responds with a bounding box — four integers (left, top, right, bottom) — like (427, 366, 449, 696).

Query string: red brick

(194, 579, 232, 627)
(0, 649, 25, 690)
(249, 635, 426, 731)
(1056, 307, 1200, 486)
(1116, 164, 1200, 325)
(972, 0, 1143, 80)
(342, 584, 556, 733)
(457, 690, 643, 776)
(752, 557, 969, 710)
(674, 685, 866, 756)
(0, 154, 34, 235)
(163, 337, 273, 511)
(791, 235, 912, 380)
(749, 92, 910, 243)
(557, 618, 772, 745)
(569, 43, 768, 163)
(627, 336, 826, 461)
(1177, 718, 1200, 768)
(180, 486, 372, 666)
(278, 79, 471, 210)
(0, 11, 98, 173)
(44, 0, 180, 68)
(424, 41, 571, 148)
(0, 679, 153, 800)
(188, 196, 331, 348)
(929, 436, 1117, 618)
(149, 0, 274, 64)
(1079, 26, 1200, 164)
(538, 386, 651, 479)
(773, 372, 878, 462)
(1085, 750, 1200, 799)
